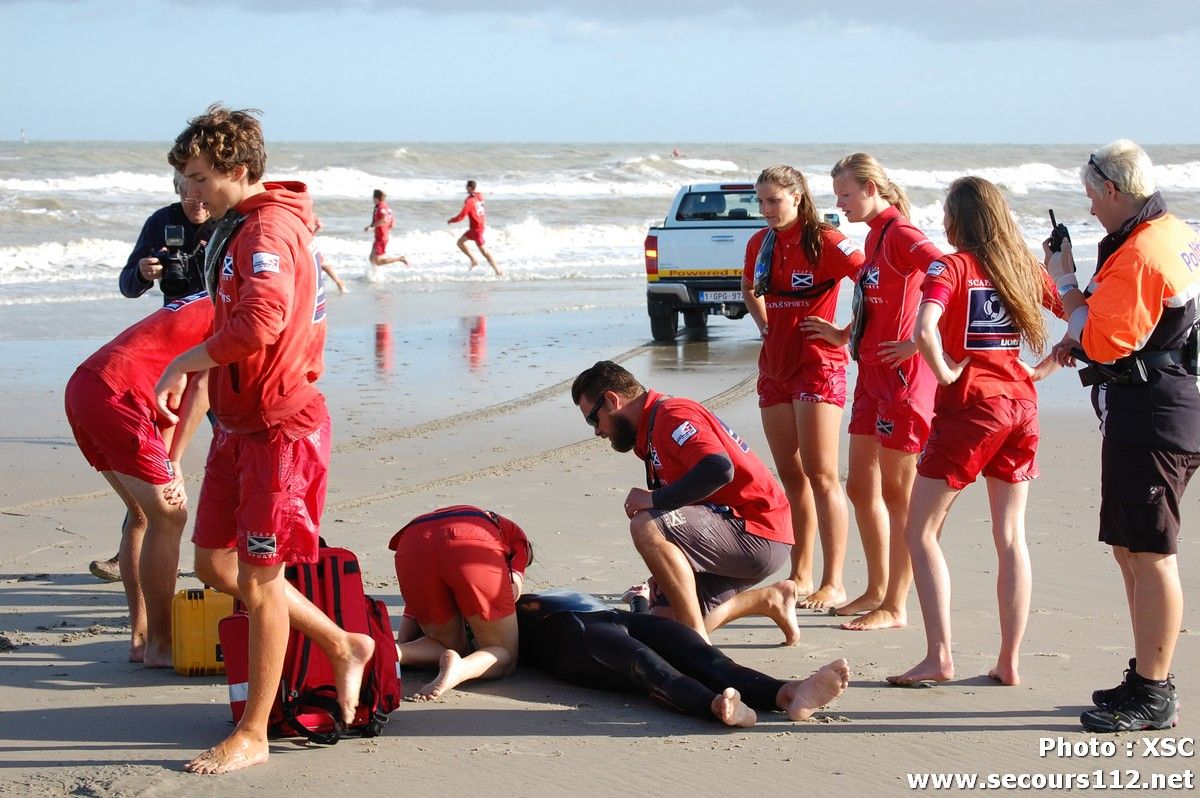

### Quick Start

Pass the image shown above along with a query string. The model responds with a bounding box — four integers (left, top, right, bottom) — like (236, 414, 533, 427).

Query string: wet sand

(0, 275, 1196, 795)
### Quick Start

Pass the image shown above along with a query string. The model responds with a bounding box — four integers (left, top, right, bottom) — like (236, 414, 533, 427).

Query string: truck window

(674, 191, 762, 222)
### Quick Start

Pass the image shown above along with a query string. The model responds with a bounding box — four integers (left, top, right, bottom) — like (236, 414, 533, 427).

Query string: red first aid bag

(218, 542, 401, 744)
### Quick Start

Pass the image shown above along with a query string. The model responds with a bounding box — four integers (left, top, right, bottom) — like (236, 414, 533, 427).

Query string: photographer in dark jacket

(119, 171, 213, 303)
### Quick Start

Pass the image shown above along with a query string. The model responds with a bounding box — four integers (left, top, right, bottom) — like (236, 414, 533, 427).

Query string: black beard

(609, 413, 638, 453)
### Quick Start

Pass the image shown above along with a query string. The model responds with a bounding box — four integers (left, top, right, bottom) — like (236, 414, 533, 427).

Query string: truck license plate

(698, 290, 743, 303)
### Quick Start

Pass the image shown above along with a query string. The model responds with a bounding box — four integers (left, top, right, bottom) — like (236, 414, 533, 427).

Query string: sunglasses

(1089, 154, 1121, 193)
(584, 395, 606, 428)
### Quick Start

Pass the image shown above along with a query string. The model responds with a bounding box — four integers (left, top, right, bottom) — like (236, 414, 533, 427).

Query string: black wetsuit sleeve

(651, 453, 734, 510)
(119, 208, 168, 298)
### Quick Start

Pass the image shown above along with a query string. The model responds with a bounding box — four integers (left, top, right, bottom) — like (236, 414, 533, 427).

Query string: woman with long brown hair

(887, 176, 1061, 687)
(741, 165, 865, 608)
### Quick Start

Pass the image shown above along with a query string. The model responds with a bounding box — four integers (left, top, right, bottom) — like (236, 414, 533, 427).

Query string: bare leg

(456, 235, 479, 269)
(478, 244, 502, 276)
(842, 448, 919, 630)
(703, 580, 800, 646)
(777, 659, 851, 720)
(887, 476, 960, 686)
(760, 404, 815, 594)
(712, 688, 757, 727)
(985, 478, 1031, 686)
(794, 400, 848, 609)
(629, 513, 708, 642)
(370, 253, 408, 267)
(105, 472, 188, 668)
(1126, 551, 1182, 682)
(836, 435, 887, 616)
(413, 612, 519, 700)
(194, 547, 375, 725)
(185, 561, 287, 775)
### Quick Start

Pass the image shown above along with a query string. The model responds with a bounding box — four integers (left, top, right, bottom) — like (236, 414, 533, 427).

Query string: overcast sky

(2, 0, 1197, 142)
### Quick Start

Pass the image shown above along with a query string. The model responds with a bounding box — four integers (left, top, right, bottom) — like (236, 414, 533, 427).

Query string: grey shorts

(1100, 437, 1199, 555)
(646, 504, 791, 612)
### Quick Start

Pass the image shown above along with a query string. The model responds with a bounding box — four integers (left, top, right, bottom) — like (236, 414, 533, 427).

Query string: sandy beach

(1, 275, 1196, 796)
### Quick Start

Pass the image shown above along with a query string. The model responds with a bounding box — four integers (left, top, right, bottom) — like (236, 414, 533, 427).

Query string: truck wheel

(683, 310, 708, 330)
(649, 310, 679, 342)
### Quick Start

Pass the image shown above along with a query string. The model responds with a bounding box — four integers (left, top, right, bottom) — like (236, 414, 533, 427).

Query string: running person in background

(517, 590, 850, 727)
(388, 505, 532, 700)
(742, 165, 865, 609)
(802, 153, 944, 629)
(364, 189, 408, 268)
(887, 176, 1062, 688)
(160, 105, 374, 774)
(65, 293, 213, 667)
(448, 180, 501, 276)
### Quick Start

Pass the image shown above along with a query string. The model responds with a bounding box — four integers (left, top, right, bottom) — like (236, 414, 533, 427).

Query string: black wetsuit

(516, 590, 783, 720)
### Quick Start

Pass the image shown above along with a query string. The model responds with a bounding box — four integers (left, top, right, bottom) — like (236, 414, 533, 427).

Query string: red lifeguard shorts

(847, 361, 936, 454)
(917, 396, 1038, 490)
(392, 518, 517, 625)
(757, 365, 847, 408)
(192, 413, 331, 567)
(372, 235, 389, 258)
(64, 367, 174, 484)
(464, 228, 485, 247)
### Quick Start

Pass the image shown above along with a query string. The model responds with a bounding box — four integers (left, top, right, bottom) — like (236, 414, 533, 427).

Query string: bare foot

(184, 730, 269, 774)
(332, 632, 375, 723)
(398, 256, 409, 266)
(840, 607, 907, 631)
(988, 663, 1020, 686)
(799, 585, 846, 610)
(788, 576, 813, 598)
(886, 656, 953, 686)
(712, 687, 757, 727)
(831, 591, 884, 617)
(778, 659, 851, 720)
(128, 639, 145, 663)
(143, 642, 173, 669)
(414, 649, 463, 700)
(762, 579, 801, 646)
(468, 260, 479, 270)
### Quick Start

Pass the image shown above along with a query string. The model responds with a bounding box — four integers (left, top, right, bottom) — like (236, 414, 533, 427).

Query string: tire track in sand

(0, 344, 654, 515)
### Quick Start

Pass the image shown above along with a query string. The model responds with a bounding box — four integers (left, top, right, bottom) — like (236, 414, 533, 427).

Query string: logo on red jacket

(926, 261, 947, 277)
(252, 252, 280, 274)
(671, 421, 698, 446)
(791, 271, 814, 290)
(862, 265, 879, 288)
(966, 287, 1019, 349)
(221, 255, 234, 279)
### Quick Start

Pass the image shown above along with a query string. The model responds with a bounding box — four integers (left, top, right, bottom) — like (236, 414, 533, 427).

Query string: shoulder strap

(644, 397, 668, 490)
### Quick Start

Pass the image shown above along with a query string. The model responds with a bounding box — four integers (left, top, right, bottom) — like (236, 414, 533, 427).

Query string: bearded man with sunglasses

(571, 360, 799, 645)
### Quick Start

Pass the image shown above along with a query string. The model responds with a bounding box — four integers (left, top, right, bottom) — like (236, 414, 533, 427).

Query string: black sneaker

(1081, 682, 1179, 732)
(1092, 658, 1137, 710)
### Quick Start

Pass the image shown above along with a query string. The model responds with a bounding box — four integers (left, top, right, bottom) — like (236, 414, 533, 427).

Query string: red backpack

(219, 542, 402, 744)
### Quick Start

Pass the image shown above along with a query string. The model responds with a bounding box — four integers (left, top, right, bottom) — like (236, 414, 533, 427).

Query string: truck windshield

(674, 190, 763, 222)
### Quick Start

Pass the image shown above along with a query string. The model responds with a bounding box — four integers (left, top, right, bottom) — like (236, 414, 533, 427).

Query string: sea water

(3, 141, 1198, 307)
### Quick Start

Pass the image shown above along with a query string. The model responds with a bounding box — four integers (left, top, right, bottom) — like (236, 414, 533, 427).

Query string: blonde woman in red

(802, 153, 944, 630)
(888, 177, 1061, 687)
(742, 165, 865, 608)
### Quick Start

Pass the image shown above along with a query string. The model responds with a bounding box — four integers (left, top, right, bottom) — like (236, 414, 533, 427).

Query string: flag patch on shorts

(252, 252, 280, 274)
(876, 417, 894, 437)
(246, 534, 277, 557)
(671, 421, 698, 446)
